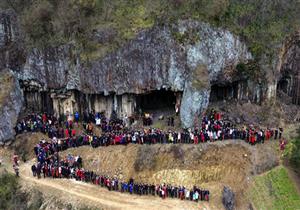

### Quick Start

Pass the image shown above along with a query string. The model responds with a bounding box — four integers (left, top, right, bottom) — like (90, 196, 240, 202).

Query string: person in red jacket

(194, 135, 199, 144)
(200, 132, 205, 143)
(266, 129, 271, 140)
(12, 153, 19, 166)
(81, 170, 85, 181)
(76, 169, 81, 180)
(65, 129, 69, 138)
(71, 129, 76, 137)
(51, 166, 55, 178)
(162, 185, 167, 199)
(42, 113, 47, 123)
(250, 131, 256, 145)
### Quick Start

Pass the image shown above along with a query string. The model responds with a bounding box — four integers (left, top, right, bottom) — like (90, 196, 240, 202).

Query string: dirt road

(15, 160, 213, 210)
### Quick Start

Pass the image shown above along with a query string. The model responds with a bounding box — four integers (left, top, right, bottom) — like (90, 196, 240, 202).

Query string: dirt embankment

(60, 140, 279, 209)
(10, 132, 49, 161)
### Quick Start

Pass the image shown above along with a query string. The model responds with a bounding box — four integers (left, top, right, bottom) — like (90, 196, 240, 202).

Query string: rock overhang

(0, 11, 255, 128)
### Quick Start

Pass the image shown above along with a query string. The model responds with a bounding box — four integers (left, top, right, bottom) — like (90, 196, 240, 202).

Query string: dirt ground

(0, 139, 280, 210)
(1, 123, 298, 210)
(59, 140, 280, 209)
(11, 132, 49, 160)
(2, 159, 212, 210)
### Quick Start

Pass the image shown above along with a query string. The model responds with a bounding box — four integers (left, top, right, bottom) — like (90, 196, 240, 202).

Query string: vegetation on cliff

(247, 166, 300, 210)
(285, 129, 300, 170)
(0, 172, 28, 210)
(1, 0, 299, 60)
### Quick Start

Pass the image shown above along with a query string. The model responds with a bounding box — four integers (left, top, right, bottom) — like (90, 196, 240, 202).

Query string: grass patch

(151, 120, 167, 130)
(248, 166, 300, 210)
(284, 129, 300, 169)
(0, 172, 24, 210)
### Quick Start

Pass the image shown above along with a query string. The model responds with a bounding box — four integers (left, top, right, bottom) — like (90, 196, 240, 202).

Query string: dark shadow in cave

(209, 82, 239, 102)
(136, 90, 177, 112)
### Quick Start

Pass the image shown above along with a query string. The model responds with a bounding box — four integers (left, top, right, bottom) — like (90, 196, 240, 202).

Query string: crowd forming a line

(15, 110, 284, 147)
(31, 140, 210, 202)
(12, 109, 287, 202)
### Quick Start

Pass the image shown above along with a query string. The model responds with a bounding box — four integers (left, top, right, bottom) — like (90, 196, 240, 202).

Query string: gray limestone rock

(0, 69, 23, 143)
(19, 21, 251, 127)
(0, 9, 24, 71)
(0, 9, 254, 129)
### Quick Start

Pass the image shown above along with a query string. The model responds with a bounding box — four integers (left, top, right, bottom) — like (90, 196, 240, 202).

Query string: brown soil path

(14, 160, 214, 210)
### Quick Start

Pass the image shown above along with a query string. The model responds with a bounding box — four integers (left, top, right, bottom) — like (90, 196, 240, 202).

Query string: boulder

(222, 186, 235, 210)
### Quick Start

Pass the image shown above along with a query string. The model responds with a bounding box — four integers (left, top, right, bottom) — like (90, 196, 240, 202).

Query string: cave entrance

(23, 91, 53, 114)
(210, 82, 239, 102)
(277, 75, 293, 95)
(136, 90, 178, 113)
(278, 32, 300, 105)
(277, 74, 300, 105)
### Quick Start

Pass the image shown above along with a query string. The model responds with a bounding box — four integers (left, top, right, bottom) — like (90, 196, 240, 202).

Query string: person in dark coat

(31, 164, 37, 177)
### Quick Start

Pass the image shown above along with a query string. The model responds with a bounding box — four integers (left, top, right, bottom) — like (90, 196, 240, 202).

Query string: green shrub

(0, 173, 19, 210)
(248, 166, 300, 209)
(284, 130, 300, 169)
(236, 60, 262, 81)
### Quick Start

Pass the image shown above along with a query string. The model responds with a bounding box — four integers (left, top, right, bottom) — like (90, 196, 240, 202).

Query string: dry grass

(10, 132, 49, 161)
(59, 141, 279, 209)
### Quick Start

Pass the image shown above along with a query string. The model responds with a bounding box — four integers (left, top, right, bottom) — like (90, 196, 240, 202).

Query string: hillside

(248, 166, 300, 210)
(1, 0, 299, 60)
(1, 124, 300, 209)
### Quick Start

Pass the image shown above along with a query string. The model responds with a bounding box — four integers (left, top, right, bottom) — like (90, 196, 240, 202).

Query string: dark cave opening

(277, 74, 300, 105)
(277, 76, 292, 95)
(23, 91, 53, 114)
(209, 82, 239, 102)
(136, 90, 177, 112)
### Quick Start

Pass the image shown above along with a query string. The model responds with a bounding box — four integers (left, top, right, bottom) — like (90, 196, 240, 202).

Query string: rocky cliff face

(0, 69, 23, 143)
(276, 31, 300, 105)
(18, 20, 251, 127)
(21, 21, 251, 95)
(1, 9, 295, 134)
(0, 10, 24, 71)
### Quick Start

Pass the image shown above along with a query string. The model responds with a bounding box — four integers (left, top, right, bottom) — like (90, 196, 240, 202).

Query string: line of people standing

(15, 111, 284, 148)
(31, 140, 209, 202)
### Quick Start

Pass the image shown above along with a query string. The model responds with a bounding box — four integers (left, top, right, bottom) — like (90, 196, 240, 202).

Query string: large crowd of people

(15, 110, 284, 147)
(31, 140, 209, 202)
(14, 109, 285, 202)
